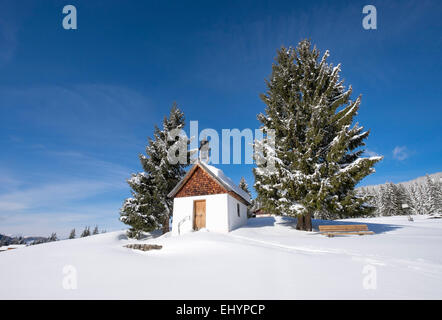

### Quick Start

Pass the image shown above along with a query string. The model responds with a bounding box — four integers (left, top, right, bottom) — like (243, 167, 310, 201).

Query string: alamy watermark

(166, 121, 276, 172)
(362, 264, 377, 290)
(362, 5, 377, 30)
(62, 265, 78, 290)
(62, 5, 77, 30)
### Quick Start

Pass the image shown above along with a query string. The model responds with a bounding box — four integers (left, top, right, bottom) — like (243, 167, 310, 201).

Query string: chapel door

(193, 200, 206, 230)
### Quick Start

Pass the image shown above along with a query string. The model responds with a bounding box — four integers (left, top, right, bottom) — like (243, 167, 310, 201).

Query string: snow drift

(0, 215, 441, 299)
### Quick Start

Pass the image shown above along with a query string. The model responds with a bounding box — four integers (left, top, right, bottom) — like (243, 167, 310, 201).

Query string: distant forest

(358, 173, 442, 216)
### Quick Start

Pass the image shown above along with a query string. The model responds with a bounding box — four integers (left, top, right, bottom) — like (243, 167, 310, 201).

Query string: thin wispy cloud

(0, 177, 127, 237)
(0, 169, 22, 191)
(0, 84, 155, 147)
(0, 180, 116, 212)
(365, 149, 380, 157)
(0, 203, 124, 237)
(392, 146, 410, 161)
(0, 82, 154, 237)
(0, 10, 18, 66)
(0, 150, 131, 208)
(0, 1, 34, 67)
(44, 148, 133, 181)
(0, 149, 133, 236)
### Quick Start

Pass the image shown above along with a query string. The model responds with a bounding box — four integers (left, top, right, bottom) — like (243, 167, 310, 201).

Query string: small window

(237, 203, 240, 217)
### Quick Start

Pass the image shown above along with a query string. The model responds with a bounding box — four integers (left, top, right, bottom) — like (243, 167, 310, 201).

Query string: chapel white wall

(227, 194, 248, 231)
(171, 194, 229, 235)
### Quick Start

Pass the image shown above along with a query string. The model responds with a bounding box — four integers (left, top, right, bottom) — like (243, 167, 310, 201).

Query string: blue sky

(0, 0, 440, 237)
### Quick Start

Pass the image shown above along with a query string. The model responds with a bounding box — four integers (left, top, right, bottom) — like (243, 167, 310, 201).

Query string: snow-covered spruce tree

(394, 184, 412, 215)
(433, 176, 442, 214)
(239, 177, 253, 216)
(377, 185, 386, 216)
(357, 187, 377, 217)
(92, 226, 99, 235)
(423, 175, 442, 215)
(380, 183, 399, 216)
(48, 233, 57, 242)
(253, 40, 382, 230)
(239, 177, 252, 198)
(120, 103, 191, 238)
(373, 187, 384, 216)
(69, 229, 76, 239)
(80, 226, 90, 238)
(408, 183, 425, 215)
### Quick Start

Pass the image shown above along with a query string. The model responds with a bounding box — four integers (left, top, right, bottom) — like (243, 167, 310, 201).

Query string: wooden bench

(318, 224, 374, 237)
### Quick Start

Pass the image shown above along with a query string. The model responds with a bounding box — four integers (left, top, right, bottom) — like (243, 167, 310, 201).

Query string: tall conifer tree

(120, 103, 191, 238)
(423, 175, 442, 215)
(254, 40, 382, 230)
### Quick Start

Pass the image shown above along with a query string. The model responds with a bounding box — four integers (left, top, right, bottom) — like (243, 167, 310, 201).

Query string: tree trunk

(162, 215, 170, 234)
(305, 212, 312, 231)
(296, 215, 304, 230)
(296, 212, 312, 231)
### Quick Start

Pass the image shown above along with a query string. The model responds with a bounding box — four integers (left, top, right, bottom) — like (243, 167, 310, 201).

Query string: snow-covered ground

(1, 215, 441, 299)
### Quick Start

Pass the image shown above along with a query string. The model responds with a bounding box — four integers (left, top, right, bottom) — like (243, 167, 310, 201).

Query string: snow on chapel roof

(168, 161, 251, 204)
(201, 162, 251, 203)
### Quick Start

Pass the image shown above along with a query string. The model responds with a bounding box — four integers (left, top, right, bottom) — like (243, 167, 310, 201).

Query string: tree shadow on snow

(311, 219, 403, 234)
(244, 216, 277, 228)
(117, 234, 128, 240)
(244, 216, 298, 229)
(118, 230, 163, 241)
(245, 216, 403, 234)
(138, 230, 164, 240)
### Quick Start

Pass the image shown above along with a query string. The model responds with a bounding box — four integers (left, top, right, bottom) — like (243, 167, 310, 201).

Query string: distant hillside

(0, 234, 48, 247)
(401, 172, 442, 187)
(0, 234, 12, 243)
(360, 172, 442, 192)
